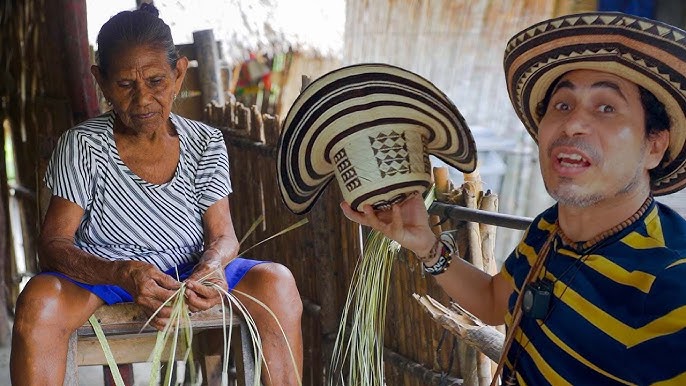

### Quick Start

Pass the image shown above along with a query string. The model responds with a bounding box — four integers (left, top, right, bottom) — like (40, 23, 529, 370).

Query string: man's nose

(560, 108, 592, 137)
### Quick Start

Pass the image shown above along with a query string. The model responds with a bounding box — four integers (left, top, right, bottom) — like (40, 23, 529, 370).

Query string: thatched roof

(87, 0, 344, 65)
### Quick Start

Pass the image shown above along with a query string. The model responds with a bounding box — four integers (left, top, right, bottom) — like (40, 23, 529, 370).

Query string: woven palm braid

(504, 12, 686, 195)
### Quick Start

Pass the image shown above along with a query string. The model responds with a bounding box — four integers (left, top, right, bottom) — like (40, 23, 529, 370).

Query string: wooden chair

(63, 303, 256, 386)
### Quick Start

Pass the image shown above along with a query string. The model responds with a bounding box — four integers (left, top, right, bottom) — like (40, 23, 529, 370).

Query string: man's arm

(341, 192, 513, 325)
(429, 258, 512, 325)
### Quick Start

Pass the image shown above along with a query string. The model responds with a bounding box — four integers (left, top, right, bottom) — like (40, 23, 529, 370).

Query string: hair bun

(139, 2, 160, 17)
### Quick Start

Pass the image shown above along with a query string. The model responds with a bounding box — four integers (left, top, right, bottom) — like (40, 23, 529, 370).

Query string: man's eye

(598, 104, 615, 113)
(554, 102, 570, 111)
(117, 81, 132, 88)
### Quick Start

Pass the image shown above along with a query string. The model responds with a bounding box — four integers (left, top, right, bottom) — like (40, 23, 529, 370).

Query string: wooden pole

(193, 29, 225, 106)
(414, 294, 503, 362)
(478, 193, 499, 276)
(459, 179, 483, 386)
(479, 191, 505, 381)
(431, 167, 449, 235)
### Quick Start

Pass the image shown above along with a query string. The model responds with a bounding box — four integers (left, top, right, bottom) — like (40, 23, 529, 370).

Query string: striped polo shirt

(502, 200, 686, 385)
(44, 112, 232, 271)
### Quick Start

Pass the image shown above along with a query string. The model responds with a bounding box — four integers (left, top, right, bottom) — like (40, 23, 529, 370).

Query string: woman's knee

(241, 263, 303, 315)
(15, 275, 64, 324)
(14, 275, 93, 334)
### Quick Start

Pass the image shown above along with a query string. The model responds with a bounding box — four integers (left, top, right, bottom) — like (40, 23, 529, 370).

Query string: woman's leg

(233, 262, 303, 386)
(11, 274, 104, 385)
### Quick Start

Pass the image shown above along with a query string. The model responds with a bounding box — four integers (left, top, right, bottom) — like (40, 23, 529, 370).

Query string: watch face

(523, 287, 534, 313)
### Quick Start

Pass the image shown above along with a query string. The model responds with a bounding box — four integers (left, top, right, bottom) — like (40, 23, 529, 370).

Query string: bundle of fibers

(329, 188, 435, 385)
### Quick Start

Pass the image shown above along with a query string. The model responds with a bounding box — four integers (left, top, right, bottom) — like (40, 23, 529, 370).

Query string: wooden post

(249, 105, 265, 143)
(263, 114, 280, 147)
(236, 103, 251, 135)
(479, 191, 502, 381)
(457, 171, 484, 386)
(478, 192, 499, 276)
(431, 167, 449, 236)
(301, 75, 312, 91)
(193, 29, 225, 106)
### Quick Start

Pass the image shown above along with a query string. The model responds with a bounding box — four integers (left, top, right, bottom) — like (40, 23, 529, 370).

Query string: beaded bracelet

(418, 237, 443, 263)
(422, 232, 458, 276)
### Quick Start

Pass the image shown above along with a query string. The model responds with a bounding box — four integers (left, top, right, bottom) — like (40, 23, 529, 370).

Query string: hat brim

(505, 12, 686, 196)
(278, 63, 477, 214)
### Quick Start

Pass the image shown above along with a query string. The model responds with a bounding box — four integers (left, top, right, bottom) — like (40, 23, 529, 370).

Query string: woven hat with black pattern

(277, 63, 477, 214)
(505, 11, 686, 195)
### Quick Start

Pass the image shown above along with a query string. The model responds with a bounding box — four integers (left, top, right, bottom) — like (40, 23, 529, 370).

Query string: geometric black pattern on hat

(370, 131, 411, 178)
(277, 63, 478, 214)
(333, 148, 361, 192)
(504, 11, 686, 196)
(423, 146, 431, 174)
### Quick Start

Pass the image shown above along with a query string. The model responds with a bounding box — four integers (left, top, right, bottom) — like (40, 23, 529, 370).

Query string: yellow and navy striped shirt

(502, 201, 686, 385)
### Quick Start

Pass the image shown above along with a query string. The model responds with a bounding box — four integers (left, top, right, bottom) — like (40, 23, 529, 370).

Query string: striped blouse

(502, 200, 686, 385)
(44, 112, 232, 271)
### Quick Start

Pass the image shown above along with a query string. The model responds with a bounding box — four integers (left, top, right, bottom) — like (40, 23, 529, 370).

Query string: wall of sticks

(205, 98, 510, 385)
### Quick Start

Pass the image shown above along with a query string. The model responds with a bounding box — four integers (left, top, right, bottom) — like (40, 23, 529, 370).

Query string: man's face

(537, 69, 665, 208)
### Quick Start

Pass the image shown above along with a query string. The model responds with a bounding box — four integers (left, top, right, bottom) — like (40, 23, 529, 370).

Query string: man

(342, 11, 686, 385)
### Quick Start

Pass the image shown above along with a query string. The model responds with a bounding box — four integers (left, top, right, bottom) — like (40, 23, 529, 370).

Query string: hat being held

(505, 12, 686, 195)
(277, 64, 477, 215)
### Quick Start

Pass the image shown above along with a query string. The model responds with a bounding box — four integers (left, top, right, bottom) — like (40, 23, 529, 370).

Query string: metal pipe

(429, 202, 533, 230)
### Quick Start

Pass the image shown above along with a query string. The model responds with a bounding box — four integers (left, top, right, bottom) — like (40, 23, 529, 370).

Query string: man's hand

(340, 191, 438, 257)
(184, 260, 227, 313)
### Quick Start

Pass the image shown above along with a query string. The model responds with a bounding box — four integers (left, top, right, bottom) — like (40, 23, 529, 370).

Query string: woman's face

(92, 44, 188, 134)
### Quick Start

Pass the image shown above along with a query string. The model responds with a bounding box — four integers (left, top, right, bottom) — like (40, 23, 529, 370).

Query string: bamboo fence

(204, 98, 513, 385)
(10, 0, 684, 383)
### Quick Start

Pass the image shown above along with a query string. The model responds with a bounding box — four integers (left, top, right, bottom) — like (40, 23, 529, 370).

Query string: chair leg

(193, 330, 225, 386)
(64, 332, 78, 386)
(233, 318, 256, 386)
(103, 364, 134, 386)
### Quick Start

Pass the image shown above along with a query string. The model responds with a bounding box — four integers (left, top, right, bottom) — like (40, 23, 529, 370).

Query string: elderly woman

(10, 4, 302, 385)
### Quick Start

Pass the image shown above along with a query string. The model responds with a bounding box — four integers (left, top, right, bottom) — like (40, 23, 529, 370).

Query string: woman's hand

(183, 259, 227, 313)
(340, 191, 438, 257)
(120, 261, 182, 330)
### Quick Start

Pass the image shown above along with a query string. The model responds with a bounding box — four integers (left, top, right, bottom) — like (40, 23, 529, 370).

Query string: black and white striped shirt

(44, 112, 232, 271)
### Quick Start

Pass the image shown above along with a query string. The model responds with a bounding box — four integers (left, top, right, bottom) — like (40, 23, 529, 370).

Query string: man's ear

(647, 129, 670, 170)
(173, 56, 189, 96)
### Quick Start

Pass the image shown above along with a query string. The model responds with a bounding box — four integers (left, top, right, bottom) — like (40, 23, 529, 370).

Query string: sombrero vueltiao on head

(504, 11, 686, 196)
(277, 63, 477, 215)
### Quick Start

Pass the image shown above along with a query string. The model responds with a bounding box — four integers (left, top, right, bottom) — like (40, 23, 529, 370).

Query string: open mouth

(556, 152, 591, 168)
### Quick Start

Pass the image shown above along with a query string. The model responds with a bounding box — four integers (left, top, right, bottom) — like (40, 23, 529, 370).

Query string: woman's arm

(183, 196, 240, 312)
(39, 195, 181, 321)
(340, 192, 513, 325)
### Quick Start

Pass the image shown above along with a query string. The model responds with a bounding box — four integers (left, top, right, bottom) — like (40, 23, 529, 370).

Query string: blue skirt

(43, 257, 265, 305)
